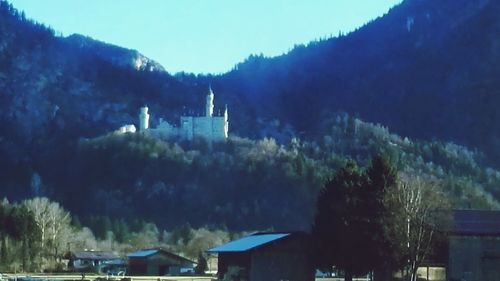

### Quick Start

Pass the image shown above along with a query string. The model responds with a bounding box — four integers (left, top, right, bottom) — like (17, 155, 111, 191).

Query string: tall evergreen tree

(365, 155, 399, 279)
(311, 155, 399, 281)
(311, 161, 367, 281)
(11, 205, 40, 272)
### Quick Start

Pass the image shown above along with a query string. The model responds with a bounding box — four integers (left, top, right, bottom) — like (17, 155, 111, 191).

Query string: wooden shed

(127, 248, 195, 276)
(207, 232, 313, 281)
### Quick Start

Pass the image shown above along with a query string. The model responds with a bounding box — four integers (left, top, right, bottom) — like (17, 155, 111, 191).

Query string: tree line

(0, 197, 233, 273)
(0, 197, 67, 272)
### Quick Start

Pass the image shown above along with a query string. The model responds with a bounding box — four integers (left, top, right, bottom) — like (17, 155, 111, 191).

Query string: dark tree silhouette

(311, 155, 399, 281)
(194, 252, 208, 275)
(311, 161, 367, 281)
(365, 155, 399, 280)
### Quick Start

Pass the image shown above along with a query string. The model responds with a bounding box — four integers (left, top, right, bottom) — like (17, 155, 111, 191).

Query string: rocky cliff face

(64, 34, 165, 72)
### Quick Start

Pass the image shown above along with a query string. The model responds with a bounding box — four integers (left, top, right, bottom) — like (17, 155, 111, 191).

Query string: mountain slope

(214, 0, 500, 164)
(0, 0, 187, 197)
(64, 34, 165, 72)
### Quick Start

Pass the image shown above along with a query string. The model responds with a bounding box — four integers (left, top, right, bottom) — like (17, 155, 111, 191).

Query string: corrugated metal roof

(127, 249, 196, 265)
(127, 249, 159, 257)
(72, 251, 118, 260)
(451, 210, 500, 235)
(207, 233, 290, 253)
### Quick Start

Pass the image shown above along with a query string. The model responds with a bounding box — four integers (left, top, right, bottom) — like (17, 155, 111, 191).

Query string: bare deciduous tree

(386, 173, 450, 281)
(23, 197, 70, 269)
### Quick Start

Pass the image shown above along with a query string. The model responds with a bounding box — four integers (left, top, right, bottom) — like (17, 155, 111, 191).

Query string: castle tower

(206, 86, 214, 117)
(223, 104, 229, 138)
(139, 106, 150, 132)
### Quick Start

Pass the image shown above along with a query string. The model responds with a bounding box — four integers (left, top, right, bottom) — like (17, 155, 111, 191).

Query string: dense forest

(216, 0, 500, 164)
(17, 113, 500, 232)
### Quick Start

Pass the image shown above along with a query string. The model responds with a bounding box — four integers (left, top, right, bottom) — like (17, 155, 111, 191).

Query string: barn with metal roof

(207, 232, 313, 281)
(447, 210, 500, 281)
(127, 248, 195, 276)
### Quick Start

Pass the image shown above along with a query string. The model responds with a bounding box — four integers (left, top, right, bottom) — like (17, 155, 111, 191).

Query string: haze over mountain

(1, 0, 500, 230)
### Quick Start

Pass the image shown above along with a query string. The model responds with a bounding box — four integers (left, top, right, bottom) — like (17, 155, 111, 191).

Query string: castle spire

(224, 104, 229, 138)
(206, 86, 214, 117)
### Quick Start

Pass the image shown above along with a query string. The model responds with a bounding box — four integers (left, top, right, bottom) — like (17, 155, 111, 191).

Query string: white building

(138, 87, 229, 141)
(117, 124, 136, 134)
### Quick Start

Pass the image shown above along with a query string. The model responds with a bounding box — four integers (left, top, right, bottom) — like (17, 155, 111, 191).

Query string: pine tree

(311, 155, 399, 281)
(311, 161, 367, 281)
(365, 155, 399, 280)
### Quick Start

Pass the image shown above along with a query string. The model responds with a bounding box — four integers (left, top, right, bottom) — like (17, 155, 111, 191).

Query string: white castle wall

(193, 117, 212, 140)
(117, 124, 136, 134)
(211, 117, 227, 141)
(134, 88, 228, 141)
(180, 116, 194, 140)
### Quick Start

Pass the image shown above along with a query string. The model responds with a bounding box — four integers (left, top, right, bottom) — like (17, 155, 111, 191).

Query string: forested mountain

(2, 0, 500, 232)
(215, 0, 500, 164)
(0, 0, 204, 198)
(60, 117, 500, 231)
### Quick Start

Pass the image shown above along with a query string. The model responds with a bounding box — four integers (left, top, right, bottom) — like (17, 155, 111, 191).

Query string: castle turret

(224, 104, 229, 138)
(206, 86, 214, 117)
(139, 106, 150, 132)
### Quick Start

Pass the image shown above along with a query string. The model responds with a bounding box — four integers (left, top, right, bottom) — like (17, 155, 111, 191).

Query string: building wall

(217, 252, 251, 280)
(151, 116, 226, 141)
(128, 259, 147, 275)
(215, 236, 313, 281)
(129, 253, 193, 276)
(174, 116, 226, 141)
(448, 235, 500, 281)
(193, 117, 213, 140)
(136, 90, 228, 141)
(150, 120, 176, 139)
(72, 259, 95, 270)
(249, 237, 313, 281)
(180, 116, 194, 140)
(211, 117, 227, 141)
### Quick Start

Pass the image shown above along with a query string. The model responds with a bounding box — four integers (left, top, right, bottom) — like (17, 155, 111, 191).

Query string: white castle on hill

(123, 87, 229, 141)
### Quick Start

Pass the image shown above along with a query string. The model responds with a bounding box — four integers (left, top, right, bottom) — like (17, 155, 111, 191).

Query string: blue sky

(10, 0, 402, 74)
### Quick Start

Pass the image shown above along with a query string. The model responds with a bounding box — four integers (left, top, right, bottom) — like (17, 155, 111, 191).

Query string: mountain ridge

(212, 0, 500, 164)
(64, 33, 165, 72)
